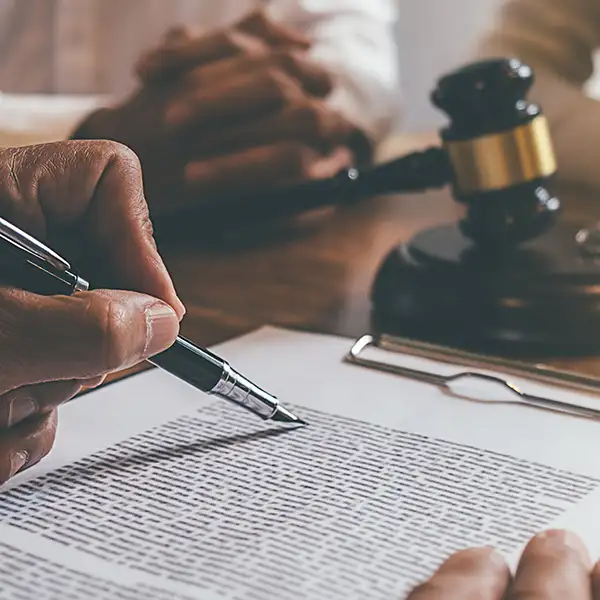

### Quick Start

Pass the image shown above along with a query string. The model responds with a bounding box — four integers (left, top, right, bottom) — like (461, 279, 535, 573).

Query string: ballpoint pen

(0, 215, 305, 425)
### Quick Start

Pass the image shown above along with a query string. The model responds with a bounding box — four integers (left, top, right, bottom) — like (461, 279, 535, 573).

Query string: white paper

(2, 326, 600, 600)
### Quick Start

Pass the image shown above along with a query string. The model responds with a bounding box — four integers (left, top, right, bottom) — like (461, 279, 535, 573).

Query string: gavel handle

(153, 146, 453, 239)
(349, 146, 452, 196)
(245, 146, 453, 218)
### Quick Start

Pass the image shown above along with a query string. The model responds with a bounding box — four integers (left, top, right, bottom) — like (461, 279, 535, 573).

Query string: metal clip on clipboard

(345, 334, 600, 420)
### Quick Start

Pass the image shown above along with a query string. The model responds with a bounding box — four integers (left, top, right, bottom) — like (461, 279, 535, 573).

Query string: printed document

(2, 326, 600, 600)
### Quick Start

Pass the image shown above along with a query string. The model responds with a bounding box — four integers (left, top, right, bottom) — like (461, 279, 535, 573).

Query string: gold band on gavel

(444, 115, 557, 195)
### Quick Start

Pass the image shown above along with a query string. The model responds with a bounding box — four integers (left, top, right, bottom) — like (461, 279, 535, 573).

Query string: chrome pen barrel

(73, 275, 89, 293)
(210, 363, 279, 420)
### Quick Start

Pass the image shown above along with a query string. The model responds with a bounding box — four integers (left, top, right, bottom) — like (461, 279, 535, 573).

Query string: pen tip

(271, 405, 307, 427)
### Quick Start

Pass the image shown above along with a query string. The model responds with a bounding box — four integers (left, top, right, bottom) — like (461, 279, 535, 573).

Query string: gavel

(402, 57, 559, 247)
(179, 59, 560, 241)
(155, 58, 600, 356)
(155, 58, 560, 248)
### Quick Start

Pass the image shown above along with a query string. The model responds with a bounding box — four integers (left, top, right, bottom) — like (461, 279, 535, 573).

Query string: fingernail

(447, 546, 507, 571)
(9, 450, 29, 478)
(536, 530, 590, 562)
(481, 546, 508, 569)
(144, 302, 179, 358)
(173, 296, 187, 320)
(8, 397, 37, 427)
(80, 375, 107, 391)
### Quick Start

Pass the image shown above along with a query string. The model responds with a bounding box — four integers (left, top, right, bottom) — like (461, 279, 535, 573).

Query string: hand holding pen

(0, 140, 302, 488)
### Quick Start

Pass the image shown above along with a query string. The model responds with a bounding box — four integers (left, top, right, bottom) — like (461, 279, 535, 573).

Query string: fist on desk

(0, 140, 183, 485)
(72, 11, 368, 217)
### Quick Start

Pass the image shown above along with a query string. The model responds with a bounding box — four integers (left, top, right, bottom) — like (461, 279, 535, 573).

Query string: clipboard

(344, 333, 600, 420)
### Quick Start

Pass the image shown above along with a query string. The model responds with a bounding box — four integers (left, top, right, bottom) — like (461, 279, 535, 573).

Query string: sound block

(371, 223, 600, 357)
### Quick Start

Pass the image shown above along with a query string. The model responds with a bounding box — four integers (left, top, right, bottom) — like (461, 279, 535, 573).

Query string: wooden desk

(132, 133, 600, 381)
(163, 186, 459, 346)
(160, 133, 443, 342)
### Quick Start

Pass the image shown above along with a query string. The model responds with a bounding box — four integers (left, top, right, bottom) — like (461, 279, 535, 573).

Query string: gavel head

(431, 58, 560, 247)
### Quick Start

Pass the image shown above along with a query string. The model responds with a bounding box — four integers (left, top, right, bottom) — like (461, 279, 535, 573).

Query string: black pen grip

(148, 336, 224, 392)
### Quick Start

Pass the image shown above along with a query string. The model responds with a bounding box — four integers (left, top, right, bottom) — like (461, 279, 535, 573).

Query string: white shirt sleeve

(0, 93, 107, 147)
(267, 0, 401, 146)
(0, 1, 401, 149)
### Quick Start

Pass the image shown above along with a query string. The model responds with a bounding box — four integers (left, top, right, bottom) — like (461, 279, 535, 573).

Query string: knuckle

(236, 10, 269, 38)
(103, 141, 141, 171)
(275, 48, 303, 73)
(248, 9, 270, 27)
(162, 25, 190, 45)
(83, 139, 142, 176)
(221, 29, 242, 50)
(264, 67, 285, 90)
(221, 29, 259, 55)
(265, 69, 300, 105)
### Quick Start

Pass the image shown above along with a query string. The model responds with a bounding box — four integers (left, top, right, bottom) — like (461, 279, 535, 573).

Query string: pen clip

(0, 215, 70, 271)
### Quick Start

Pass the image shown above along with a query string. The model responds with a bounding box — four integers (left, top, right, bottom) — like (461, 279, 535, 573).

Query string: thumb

(0, 288, 180, 393)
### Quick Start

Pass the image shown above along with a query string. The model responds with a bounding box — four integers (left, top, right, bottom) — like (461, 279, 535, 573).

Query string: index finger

(407, 547, 510, 600)
(179, 48, 332, 100)
(135, 28, 270, 83)
(136, 10, 310, 84)
(0, 141, 185, 319)
(510, 530, 592, 600)
(77, 143, 186, 318)
(135, 10, 311, 83)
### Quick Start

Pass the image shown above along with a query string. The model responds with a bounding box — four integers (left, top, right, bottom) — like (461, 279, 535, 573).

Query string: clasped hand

(74, 11, 366, 216)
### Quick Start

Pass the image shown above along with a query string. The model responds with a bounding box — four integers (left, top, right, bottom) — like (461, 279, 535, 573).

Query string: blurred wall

(396, 0, 503, 131)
